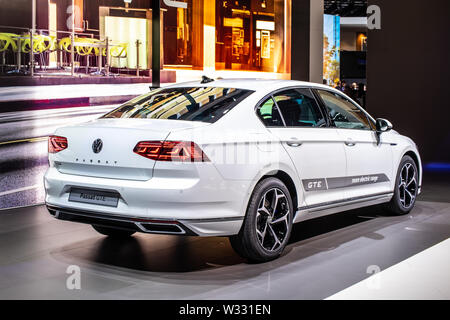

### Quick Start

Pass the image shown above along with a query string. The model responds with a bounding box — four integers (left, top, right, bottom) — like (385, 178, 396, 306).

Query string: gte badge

(302, 179, 327, 191)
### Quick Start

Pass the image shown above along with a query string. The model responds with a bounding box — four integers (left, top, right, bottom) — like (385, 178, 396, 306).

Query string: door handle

(345, 140, 356, 146)
(286, 140, 302, 147)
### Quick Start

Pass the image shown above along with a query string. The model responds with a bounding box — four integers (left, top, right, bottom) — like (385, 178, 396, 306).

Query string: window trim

(255, 86, 329, 129)
(256, 96, 287, 127)
(313, 88, 376, 132)
(272, 97, 288, 127)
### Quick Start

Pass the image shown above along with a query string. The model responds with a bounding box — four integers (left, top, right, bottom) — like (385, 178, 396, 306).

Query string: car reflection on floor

(0, 199, 449, 299)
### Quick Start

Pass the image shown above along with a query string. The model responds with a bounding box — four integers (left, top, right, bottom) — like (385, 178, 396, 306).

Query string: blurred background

(0, 0, 449, 209)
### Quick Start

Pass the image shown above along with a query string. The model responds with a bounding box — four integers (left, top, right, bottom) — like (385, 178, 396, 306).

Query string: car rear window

(102, 87, 253, 123)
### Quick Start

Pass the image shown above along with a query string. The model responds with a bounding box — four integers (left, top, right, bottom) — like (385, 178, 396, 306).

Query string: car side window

(257, 97, 284, 127)
(273, 88, 326, 127)
(317, 90, 373, 130)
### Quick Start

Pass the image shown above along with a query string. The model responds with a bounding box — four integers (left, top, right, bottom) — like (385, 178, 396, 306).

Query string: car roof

(166, 78, 374, 122)
(167, 78, 336, 93)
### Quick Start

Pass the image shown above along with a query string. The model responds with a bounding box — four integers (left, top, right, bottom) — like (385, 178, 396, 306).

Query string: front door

(261, 88, 347, 208)
(315, 89, 394, 200)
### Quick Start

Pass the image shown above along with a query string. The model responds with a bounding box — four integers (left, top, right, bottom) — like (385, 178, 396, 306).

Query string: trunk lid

(52, 118, 209, 181)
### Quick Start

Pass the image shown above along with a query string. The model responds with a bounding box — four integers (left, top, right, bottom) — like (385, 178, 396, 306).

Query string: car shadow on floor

(52, 203, 419, 280)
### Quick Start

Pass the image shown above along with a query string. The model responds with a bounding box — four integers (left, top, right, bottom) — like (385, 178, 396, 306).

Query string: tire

(229, 177, 293, 262)
(92, 225, 136, 238)
(385, 155, 419, 215)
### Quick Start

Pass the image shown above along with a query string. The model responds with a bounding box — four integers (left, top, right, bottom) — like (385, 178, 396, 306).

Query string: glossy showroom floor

(0, 172, 449, 299)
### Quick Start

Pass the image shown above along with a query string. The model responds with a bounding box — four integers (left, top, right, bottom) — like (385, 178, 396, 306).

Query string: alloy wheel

(398, 162, 417, 209)
(255, 188, 290, 252)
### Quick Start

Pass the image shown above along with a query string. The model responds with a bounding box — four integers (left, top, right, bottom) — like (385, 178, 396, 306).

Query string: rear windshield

(102, 87, 253, 123)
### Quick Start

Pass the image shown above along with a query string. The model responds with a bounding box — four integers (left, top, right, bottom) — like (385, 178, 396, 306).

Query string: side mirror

(376, 118, 393, 133)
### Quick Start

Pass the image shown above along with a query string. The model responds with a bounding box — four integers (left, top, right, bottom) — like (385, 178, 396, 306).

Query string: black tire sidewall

(240, 177, 294, 261)
(391, 155, 418, 214)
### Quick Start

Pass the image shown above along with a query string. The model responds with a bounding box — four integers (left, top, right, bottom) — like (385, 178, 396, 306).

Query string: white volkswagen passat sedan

(44, 79, 421, 262)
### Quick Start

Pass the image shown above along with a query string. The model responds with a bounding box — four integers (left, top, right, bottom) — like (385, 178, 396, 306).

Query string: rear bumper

(44, 159, 251, 236)
(44, 165, 250, 220)
(47, 205, 243, 236)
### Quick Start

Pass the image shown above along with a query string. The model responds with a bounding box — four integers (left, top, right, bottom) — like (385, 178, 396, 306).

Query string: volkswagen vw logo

(92, 139, 103, 154)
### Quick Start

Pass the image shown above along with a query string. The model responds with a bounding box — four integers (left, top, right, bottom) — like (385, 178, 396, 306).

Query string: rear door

(315, 89, 394, 200)
(259, 88, 347, 208)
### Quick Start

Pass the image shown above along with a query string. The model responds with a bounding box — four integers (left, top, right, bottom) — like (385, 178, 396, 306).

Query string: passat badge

(92, 139, 103, 154)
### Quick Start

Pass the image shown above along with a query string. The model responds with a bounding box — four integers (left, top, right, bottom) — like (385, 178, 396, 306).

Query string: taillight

(133, 141, 209, 162)
(48, 135, 68, 153)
